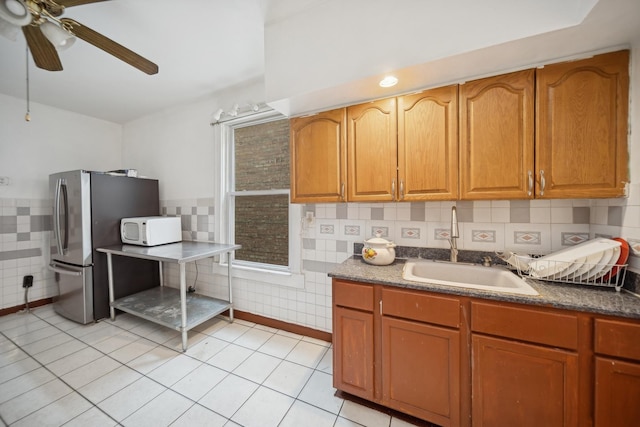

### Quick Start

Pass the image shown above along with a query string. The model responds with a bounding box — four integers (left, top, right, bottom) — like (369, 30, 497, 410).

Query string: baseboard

(232, 310, 332, 343)
(0, 298, 54, 317)
(0, 302, 333, 344)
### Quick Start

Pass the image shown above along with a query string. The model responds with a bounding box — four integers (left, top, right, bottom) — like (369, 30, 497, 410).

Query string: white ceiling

(0, 0, 639, 124)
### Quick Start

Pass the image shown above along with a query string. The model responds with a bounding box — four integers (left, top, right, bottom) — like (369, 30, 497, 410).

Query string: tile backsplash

(2, 192, 639, 333)
(0, 198, 54, 310)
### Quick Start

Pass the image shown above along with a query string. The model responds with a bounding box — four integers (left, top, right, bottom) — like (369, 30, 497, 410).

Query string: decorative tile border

(562, 232, 590, 246)
(370, 226, 389, 237)
(401, 228, 421, 239)
(320, 224, 335, 234)
(514, 231, 541, 245)
(472, 230, 496, 243)
(344, 225, 360, 236)
(434, 228, 451, 240)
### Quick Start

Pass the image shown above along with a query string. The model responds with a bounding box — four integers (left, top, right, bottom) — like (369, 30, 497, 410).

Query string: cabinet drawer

(333, 280, 374, 312)
(595, 319, 640, 361)
(382, 287, 460, 328)
(471, 301, 578, 350)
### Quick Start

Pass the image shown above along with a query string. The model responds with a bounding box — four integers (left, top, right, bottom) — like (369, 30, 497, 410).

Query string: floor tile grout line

(0, 327, 119, 427)
(33, 310, 230, 425)
(6, 311, 302, 425)
(4, 308, 351, 427)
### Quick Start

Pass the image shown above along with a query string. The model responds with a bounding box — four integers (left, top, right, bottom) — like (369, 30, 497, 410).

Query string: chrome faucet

(449, 206, 459, 262)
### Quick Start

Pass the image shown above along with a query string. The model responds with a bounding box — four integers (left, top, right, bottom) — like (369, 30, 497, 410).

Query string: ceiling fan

(0, 0, 158, 74)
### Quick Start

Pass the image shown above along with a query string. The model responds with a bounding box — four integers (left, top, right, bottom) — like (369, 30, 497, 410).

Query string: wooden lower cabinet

(333, 305, 374, 400)
(382, 317, 460, 426)
(594, 357, 640, 426)
(472, 335, 579, 427)
(333, 279, 640, 427)
(333, 279, 464, 426)
(593, 318, 640, 426)
(332, 280, 375, 400)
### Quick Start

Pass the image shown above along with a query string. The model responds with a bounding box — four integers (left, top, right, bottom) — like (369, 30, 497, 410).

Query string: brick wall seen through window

(233, 119, 290, 266)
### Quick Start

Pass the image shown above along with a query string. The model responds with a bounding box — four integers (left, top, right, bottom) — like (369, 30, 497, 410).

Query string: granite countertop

(329, 257, 640, 319)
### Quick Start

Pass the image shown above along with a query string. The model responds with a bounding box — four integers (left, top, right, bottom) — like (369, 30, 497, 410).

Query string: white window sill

(211, 262, 305, 289)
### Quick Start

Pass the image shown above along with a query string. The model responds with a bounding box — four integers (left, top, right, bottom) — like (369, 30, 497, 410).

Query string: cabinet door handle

(540, 170, 546, 196)
(399, 180, 405, 200)
(528, 170, 533, 196)
(379, 300, 383, 315)
(340, 182, 345, 201)
(391, 179, 396, 200)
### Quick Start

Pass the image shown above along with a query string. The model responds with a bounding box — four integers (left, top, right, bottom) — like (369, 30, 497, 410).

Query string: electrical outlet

(305, 211, 315, 227)
(0, 176, 10, 186)
(22, 275, 33, 288)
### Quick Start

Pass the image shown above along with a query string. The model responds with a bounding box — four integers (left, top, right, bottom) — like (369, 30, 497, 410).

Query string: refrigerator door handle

(53, 178, 69, 256)
(48, 262, 83, 277)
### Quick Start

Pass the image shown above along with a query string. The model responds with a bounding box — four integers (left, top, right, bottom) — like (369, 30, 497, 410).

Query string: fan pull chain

(25, 46, 31, 122)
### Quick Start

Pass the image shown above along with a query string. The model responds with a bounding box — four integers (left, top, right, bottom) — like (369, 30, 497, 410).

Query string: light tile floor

(0, 305, 422, 427)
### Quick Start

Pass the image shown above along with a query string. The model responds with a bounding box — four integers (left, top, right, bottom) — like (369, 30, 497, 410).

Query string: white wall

(122, 79, 266, 201)
(0, 93, 123, 199)
(0, 93, 123, 310)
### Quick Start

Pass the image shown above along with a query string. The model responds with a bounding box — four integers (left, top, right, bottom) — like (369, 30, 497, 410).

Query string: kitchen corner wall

(0, 94, 123, 311)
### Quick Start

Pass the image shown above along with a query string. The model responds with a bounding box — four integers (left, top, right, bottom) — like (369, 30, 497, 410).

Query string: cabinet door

(333, 306, 374, 400)
(459, 69, 535, 199)
(290, 109, 347, 203)
(536, 50, 629, 198)
(382, 317, 460, 426)
(398, 85, 458, 201)
(347, 98, 397, 201)
(472, 335, 579, 427)
(595, 357, 640, 427)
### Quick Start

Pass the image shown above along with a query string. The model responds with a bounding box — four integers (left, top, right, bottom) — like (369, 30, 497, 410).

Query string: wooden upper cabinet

(347, 98, 398, 202)
(398, 85, 459, 201)
(290, 109, 347, 203)
(459, 69, 535, 199)
(536, 50, 629, 198)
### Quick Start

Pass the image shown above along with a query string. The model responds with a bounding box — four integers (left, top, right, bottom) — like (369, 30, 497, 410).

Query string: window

(215, 110, 303, 286)
(233, 119, 290, 267)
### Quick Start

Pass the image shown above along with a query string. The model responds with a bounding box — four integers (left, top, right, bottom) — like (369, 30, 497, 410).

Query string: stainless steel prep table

(97, 241, 241, 351)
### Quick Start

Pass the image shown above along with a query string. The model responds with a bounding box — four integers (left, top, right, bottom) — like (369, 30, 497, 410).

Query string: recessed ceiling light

(379, 76, 398, 88)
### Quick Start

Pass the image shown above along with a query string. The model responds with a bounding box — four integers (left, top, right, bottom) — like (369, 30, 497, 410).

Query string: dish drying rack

(497, 251, 628, 292)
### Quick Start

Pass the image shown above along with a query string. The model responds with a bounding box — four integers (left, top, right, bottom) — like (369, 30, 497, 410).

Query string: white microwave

(120, 216, 182, 246)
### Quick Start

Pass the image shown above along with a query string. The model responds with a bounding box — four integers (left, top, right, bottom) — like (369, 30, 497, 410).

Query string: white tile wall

(1, 198, 55, 311)
(3, 195, 639, 327)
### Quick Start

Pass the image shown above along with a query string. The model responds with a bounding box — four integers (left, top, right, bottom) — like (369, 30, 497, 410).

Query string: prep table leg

(107, 253, 115, 321)
(180, 263, 188, 351)
(159, 261, 163, 286)
(228, 257, 234, 322)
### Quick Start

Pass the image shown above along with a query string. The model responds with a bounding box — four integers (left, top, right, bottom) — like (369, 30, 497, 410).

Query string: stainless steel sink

(402, 259, 539, 295)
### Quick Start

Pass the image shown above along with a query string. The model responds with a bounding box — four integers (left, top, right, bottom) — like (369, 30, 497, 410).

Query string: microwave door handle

(53, 178, 64, 256)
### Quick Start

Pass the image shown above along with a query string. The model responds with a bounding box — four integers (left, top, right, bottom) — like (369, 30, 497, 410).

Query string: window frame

(213, 109, 303, 288)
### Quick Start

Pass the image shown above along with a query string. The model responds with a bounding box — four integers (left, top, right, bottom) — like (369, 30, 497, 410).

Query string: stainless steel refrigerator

(49, 170, 161, 324)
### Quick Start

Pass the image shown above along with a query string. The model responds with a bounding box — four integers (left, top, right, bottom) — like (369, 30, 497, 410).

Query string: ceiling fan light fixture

(0, 0, 31, 26)
(40, 20, 75, 50)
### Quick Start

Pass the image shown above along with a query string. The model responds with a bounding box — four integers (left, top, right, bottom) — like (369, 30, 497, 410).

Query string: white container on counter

(362, 234, 397, 265)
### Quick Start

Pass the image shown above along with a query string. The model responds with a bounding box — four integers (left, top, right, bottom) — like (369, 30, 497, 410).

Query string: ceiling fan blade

(56, 0, 110, 8)
(60, 18, 158, 75)
(22, 25, 63, 71)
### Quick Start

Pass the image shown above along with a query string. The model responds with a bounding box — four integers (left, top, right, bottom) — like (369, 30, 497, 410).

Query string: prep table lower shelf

(111, 287, 231, 332)
(97, 241, 241, 351)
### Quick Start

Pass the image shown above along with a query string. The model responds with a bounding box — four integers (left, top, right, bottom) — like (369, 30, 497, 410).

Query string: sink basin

(402, 259, 539, 296)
